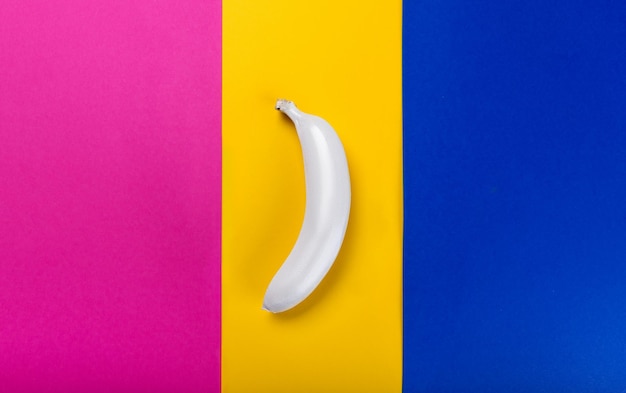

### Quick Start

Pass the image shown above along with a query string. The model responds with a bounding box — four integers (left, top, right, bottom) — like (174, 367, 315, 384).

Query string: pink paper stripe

(0, 1, 221, 392)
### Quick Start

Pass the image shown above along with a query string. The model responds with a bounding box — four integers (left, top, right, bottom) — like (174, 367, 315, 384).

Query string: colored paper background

(222, 0, 402, 392)
(404, 1, 626, 391)
(0, 1, 221, 392)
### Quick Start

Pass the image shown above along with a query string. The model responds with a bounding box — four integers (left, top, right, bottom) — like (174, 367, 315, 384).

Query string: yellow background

(222, 0, 402, 391)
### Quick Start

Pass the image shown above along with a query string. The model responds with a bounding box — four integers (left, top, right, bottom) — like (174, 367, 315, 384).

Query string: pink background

(0, 1, 221, 392)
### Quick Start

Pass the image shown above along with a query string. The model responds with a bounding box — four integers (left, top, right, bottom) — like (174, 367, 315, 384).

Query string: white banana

(263, 99, 351, 313)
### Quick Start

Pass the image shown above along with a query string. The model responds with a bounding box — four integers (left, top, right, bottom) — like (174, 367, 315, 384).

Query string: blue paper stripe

(403, 1, 626, 391)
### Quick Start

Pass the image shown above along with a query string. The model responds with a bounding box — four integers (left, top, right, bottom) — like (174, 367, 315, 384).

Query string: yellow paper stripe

(222, 0, 402, 391)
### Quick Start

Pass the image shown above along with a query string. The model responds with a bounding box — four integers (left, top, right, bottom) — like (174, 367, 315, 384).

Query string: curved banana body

(263, 99, 351, 313)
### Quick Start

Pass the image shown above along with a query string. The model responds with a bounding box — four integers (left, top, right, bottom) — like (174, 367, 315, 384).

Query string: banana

(263, 99, 351, 313)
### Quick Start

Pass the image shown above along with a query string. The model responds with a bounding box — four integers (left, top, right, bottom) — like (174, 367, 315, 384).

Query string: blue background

(403, 1, 626, 391)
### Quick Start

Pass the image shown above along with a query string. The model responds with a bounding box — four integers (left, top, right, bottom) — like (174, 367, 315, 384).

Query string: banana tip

(262, 303, 281, 313)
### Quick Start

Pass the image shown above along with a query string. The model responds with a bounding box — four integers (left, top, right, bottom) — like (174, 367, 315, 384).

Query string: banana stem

(275, 99, 302, 122)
